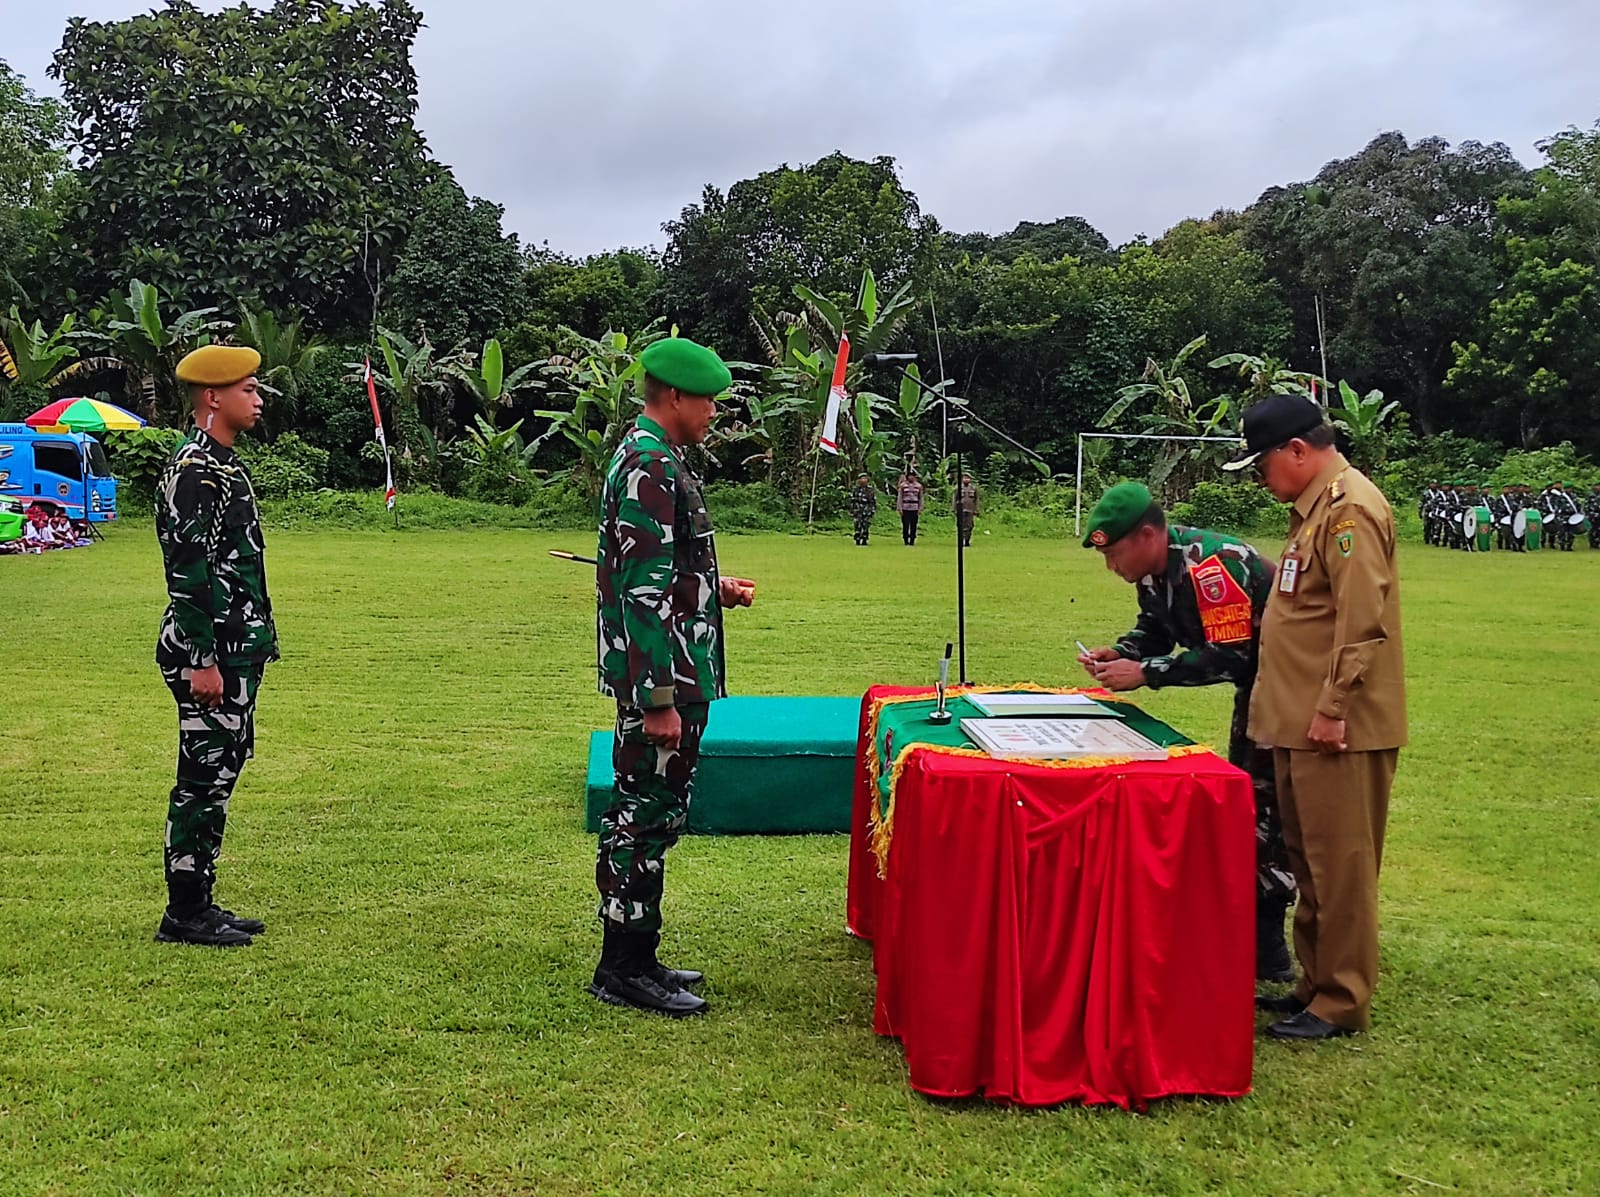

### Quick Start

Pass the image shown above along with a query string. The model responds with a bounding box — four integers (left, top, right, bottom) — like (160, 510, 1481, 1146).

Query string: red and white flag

(818, 332, 850, 456)
(365, 358, 396, 510)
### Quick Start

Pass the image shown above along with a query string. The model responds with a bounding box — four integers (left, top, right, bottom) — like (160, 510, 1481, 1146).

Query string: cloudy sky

(11, 1, 1596, 256)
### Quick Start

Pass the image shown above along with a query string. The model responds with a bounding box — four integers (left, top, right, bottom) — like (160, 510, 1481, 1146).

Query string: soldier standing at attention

(1079, 482, 1296, 984)
(154, 345, 277, 948)
(591, 337, 755, 1018)
(896, 471, 924, 545)
(848, 473, 877, 545)
(1586, 483, 1600, 550)
(1227, 395, 1406, 1041)
(955, 473, 980, 547)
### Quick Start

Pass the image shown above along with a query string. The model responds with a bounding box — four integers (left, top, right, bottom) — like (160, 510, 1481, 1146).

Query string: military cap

(176, 344, 261, 387)
(639, 337, 732, 397)
(1083, 481, 1157, 548)
(1221, 393, 1325, 472)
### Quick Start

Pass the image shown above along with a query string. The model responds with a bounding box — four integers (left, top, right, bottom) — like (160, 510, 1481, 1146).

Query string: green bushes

(1168, 480, 1279, 533)
(236, 432, 330, 499)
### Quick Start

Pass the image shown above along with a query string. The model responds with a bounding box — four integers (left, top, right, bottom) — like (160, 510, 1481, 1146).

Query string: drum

(1569, 512, 1588, 531)
(1460, 508, 1478, 543)
(1513, 509, 1528, 540)
(1474, 505, 1493, 553)
(1525, 508, 1543, 551)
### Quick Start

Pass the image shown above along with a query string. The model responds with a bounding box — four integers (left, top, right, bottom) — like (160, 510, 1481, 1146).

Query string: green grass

(1, 523, 1597, 1196)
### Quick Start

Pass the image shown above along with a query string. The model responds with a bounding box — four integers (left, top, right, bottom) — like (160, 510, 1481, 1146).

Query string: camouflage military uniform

(595, 415, 727, 934)
(847, 482, 877, 545)
(1586, 488, 1600, 549)
(154, 429, 278, 914)
(1542, 487, 1580, 551)
(1109, 527, 1295, 908)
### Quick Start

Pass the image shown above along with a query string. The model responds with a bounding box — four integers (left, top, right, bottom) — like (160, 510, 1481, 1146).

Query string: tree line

(1, 0, 1596, 511)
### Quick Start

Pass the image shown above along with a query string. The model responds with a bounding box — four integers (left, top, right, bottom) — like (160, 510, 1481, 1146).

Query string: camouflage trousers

(852, 515, 873, 544)
(161, 662, 264, 911)
(1229, 686, 1296, 905)
(596, 702, 709, 933)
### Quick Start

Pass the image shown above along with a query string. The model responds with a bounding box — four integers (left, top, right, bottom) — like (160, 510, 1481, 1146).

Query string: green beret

(176, 345, 262, 387)
(1083, 481, 1156, 548)
(639, 338, 732, 397)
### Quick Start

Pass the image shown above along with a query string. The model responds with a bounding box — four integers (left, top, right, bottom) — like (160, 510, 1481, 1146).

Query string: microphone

(862, 353, 918, 365)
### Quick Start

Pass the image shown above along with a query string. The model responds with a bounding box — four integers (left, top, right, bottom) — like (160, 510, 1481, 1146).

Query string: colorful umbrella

(23, 397, 148, 433)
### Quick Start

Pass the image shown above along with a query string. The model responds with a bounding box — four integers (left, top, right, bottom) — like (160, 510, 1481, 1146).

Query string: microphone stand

(879, 364, 1047, 686)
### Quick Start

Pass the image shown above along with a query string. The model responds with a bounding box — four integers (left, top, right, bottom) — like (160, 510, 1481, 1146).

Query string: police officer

(1079, 483, 1296, 983)
(896, 471, 924, 545)
(1229, 395, 1406, 1040)
(848, 473, 877, 545)
(591, 337, 755, 1017)
(154, 345, 278, 948)
(955, 473, 980, 547)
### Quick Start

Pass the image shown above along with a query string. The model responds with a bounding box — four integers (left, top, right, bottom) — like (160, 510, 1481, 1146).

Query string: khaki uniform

(1249, 453, 1406, 1031)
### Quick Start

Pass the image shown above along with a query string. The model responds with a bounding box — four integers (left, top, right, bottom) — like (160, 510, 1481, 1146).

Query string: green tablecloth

(872, 693, 1194, 811)
(584, 696, 861, 834)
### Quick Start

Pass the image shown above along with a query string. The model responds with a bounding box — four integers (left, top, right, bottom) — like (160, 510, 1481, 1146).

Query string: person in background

(896, 471, 924, 546)
(955, 473, 980, 547)
(848, 474, 877, 546)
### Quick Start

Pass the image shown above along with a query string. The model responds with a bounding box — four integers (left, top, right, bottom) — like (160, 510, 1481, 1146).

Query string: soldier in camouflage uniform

(153, 345, 278, 948)
(847, 474, 877, 545)
(1586, 484, 1600, 550)
(591, 337, 755, 1018)
(1079, 482, 1296, 983)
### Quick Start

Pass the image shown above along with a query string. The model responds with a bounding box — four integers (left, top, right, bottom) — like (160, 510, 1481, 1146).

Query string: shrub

(1170, 480, 1277, 532)
(102, 426, 185, 501)
(236, 432, 330, 499)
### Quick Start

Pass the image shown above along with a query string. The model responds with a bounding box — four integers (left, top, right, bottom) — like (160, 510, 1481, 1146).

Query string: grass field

(2, 520, 1597, 1196)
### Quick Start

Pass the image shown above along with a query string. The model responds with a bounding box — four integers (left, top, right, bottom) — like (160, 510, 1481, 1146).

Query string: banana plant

(0, 307, 80, 396)
(1100, 335, 1241, 497)
(1328, 379, 1402, 469)
(443, 337, 544, 411)
(236, 303, 331, 438)
(531, 324, 669, 496)
(77, 280, 232, 423)
(363, 326, 457, 454)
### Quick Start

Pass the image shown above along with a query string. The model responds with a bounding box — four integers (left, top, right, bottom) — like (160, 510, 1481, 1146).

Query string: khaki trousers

(1272, 747, 1399, 1031)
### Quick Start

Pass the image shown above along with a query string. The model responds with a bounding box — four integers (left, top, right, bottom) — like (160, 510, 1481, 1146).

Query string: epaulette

(1329, 472, 1347, 503)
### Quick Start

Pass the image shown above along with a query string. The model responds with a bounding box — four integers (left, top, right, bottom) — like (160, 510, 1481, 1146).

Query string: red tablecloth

(847, 685, 1256, 1109)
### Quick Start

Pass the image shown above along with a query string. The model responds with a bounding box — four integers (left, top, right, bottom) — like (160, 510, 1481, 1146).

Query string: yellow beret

(176, 345, 262, 387)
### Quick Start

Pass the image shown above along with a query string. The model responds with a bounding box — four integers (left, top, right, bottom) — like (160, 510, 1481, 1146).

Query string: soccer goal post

(1074, 432, 1243, 538)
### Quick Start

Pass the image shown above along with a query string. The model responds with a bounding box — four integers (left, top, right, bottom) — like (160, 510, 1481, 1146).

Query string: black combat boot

(204, 882, 265, 935)
(1255, 896, 1294, 983)
(589, 927, 707, 1017)
(157, 878, 252, 947)
(646, 930, 704, 989)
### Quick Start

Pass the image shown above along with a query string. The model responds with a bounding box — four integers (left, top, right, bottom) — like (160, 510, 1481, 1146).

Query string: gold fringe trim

(869, 738, 1214, 880)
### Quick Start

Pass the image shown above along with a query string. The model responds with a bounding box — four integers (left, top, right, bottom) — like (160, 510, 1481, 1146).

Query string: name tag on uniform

(1278, 552, 1301, 596)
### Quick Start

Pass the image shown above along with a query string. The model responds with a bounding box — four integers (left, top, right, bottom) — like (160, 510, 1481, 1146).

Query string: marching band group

(1419, 481, 1600, 553)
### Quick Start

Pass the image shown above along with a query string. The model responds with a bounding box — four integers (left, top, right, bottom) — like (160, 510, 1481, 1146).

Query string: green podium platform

(584, 696, 860, 834)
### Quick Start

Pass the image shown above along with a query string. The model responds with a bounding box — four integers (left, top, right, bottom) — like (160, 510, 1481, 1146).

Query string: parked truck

(0, 423, 119, 523)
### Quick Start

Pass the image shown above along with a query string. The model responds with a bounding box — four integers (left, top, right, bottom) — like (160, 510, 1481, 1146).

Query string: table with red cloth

(845, 684, 1256, 1109)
